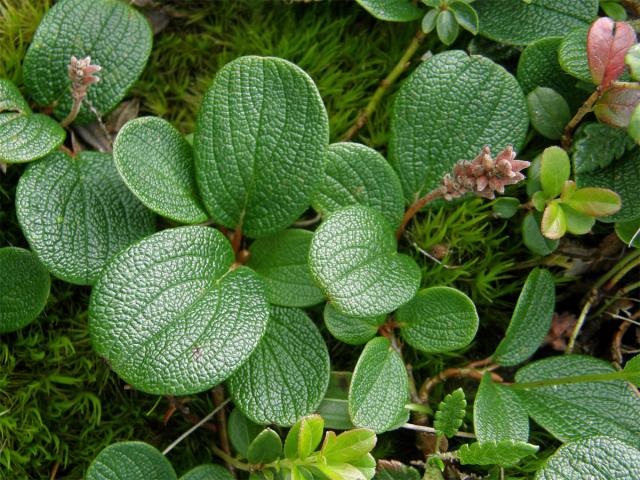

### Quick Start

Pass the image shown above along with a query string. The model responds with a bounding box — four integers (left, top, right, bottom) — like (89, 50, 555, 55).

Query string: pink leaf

(593, 86, 640, 128)
(587, 17, 636, 89)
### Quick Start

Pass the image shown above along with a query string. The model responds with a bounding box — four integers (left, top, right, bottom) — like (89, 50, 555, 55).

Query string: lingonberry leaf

(308, 206, 420, 317)
(559, 26, 592, 83)
(539, 146, 571, 199)
(89, 226, 269, 395)
(586, 17, 636, 89)
(457, 440, 538, 466)
(626, 43, 640, 81)
(354, 0, 423, 22)
(493, 268, 555, 366)
(389, 50, 528, 202)
(284, 415, 324, 460)
(492, 197, 520, 219)
(436, 10, 459, 46)
(572, 122, 635, 174)
(560, 204, 596, 235)
(348, 337, 409, 433)
(113, 117, 208, 224)
(16, 151, 155, 285)
(321, 428, 376, 463)
(593, 85, 640, 128)
(541, 200, 567, 239)
(433, 388, 466, 438)
(86, 442, 177, 480)
(565, 187, 621, 217)
(323, 303, 384, 346)
(449, 2, 478, 35)
(194, 56, 329, 238)
(312, 143, 404, 229)
(0, 247, 50, 333)
(179, 465, 235, 480)
(522, 212, 559, 256)
(397, 287, 479, 353)
(247, 229, 324, 308)
(23, 0, 152, 124)
(228, 407, 264, 459)
(247, 428, 282, 465)
(526, 87, 571, 140)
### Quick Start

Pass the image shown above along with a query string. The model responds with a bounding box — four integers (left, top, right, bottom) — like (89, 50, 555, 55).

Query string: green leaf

(593, 86, 640, 129)
(308, 206, 420, 317)
(623, 354, 640, 386)
(113, 117, 208, 224)
(247, 229, 324, 308)
(541, 200, 567, 239)
(436, 10, 459, 46)
(86, 441, 177, 480)
(389, 50, 528, 202)
(575, 147, 640, 222)
(526, 87, 571, 140)
(626, 43, 640, 81)
(560, 204, 596, 234)
(433, 388, 466, 438)
(492, 197, 520, 219)
(324, 303, 384, 346)
(515, 355, 640, 448)
(322, 429, 376, 463)
(374, 460, 421, 480)
(565, 187, 621, 217)
(16, 151, 155, 285)
(449, 2, 478, 35)
(493, 268, 555, 366)
(572, 122, 635, 174)
(228, 407, 263, 459)
(179, 465, 235, 480)
(316, 372, 354, 430)
(349, 337, 409, 433)
(350, 454, 377, 480)
(313, 462, 368, 480)
(473, 0, 597, 46)
(0, 78, 29, 113)
(354, 0, 424, 21)
(421, 10, 438, 34)
(522, 212, 559, 256)
(559, 26, 592, 83)
(615, 217, 640, 247)
(247, 428, 283, 465)
(227, 307, 330, 426)
(474, 373, 529, 443)
(457, 440, 539, 466)
(194, 56, 329, 238)
(23, 0, 152, 124)
(540, 146, 571, 198)
(628, 104, 640, 144)
(397, 287, 479, 353)
(0, 247, 50, 333)
(0, 111, 65, 164)
(89, 226, 269, 395)
(531, 190, 548, 212)
(284, 414, 324, 460)
(536, 436, 640, 480)
(312, 143, 405, 230)
(601, 1, 628, 20)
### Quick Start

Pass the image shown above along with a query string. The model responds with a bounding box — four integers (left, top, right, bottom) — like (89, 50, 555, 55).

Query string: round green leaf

(474, 0, 597, 46)
(540, 146, 571, 198)
(16, 151, 155, 285)
(349, 337, 409, 433)
(0, 112, 65, 164)
(559, 26, 593, 83)
(113, 117, 208, 224)
(389, 50, 528, 202)
(626, 43, 640, 81)
(323, 303, 384, 346)
(0, 247, 50, 333)
(227, 307, 330, 426)
(397, 287, 478, 353)
(247, 428, 283, 465)
(180, 465, 235, 480)
(312, 142, 405, 229)
(526, 87, 571, 140)
(450, 2, 478, 35)
(23, 0, 152, 124)
(615, 217, 640, 247)
(228, 407, 263, 459)
(421, 9, 438, 34)
(565, 187, 621, 217)
(436, 10, 459, 46)
(354, 0, 424, 22)
(86, 441, 177, 480)
(541, 200, 567, 239)
(308, 206, 421, 317)
(492, 197, 520, 219)
(194, 56, 329, 238)
(247, 229, 324, 308)
(522, 212, 559, 256)
(89, 226, 269, 395)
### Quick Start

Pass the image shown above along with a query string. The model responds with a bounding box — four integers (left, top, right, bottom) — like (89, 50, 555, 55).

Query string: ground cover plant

(1, 0, 640, 478)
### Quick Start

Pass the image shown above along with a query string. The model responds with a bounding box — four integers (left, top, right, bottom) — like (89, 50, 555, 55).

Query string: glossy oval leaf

(89, 226, 269, 395)
(0, 112, 65, 164)
(180, 465, 235, 480)
(16, 151, 155, 285)
(587, 17, 636, 89)
(247, 229, 323, 308)
(541, 201, 567, 240)
(86, 441, 176, 480)
(436, 10, 459, 46)
(284, 414, 324, 461)
(566, 187, 621, 217)
(559, 26, 592, 83)
(526, 87, 570, 140)
(349, 337, 409, 433)
(113, 117, 208, 224)
(227, 307, 330, 426)
(354, 0, 423, 22)
(323, 303, 384, 346)
(540, 146, 571, 198)
(561, 204, 596, 235)
(450, 2, 478, 35)
(308, 206, 420, 317)
(626, 43, 640, 81)
(228, 407, 263, 459)
(389, 50, 528, 202)
(397, 287, 479, 353)
(0, 247, 50, 333)
(247, 428, 282, 465)
(23, 0, 152, 124)
(593, 86, 640, 128)
(194, 56, 329, 238)
(312, 143, 404, 229)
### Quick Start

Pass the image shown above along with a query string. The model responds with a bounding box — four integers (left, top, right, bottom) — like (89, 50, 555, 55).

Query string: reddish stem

(396, 188, 443, 240)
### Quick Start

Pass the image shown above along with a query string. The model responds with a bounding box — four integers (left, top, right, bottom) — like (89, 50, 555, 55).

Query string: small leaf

(86, 442, 177, 480)
(539, 146, 571, 198)
(531, 191, 548, 212)
(355, 0, 424, 22)
(284, 415, 324, 460)
(541, 201, 567, 240)
(601, 2, 628, 21)
(348, 337, 409, 433)
(449, 2, 478, 35)
(593, 86, 640, 128)
(559, 26, 592, 83)
(615, 217, 640, 247)
(623, 354, 640, 386)
(228, 408, 263, 459)
(324, 303, 384, 346)
(572, 122, 635, 174)
(628, 104, 640, 144)
(179, 465, 235, 480)
(322, 429, 376, 463)
(421, 9, 438, 34)
(587, 17, 636, 89)
(492, 197, 520, 218)
(457, 440, 538, 466)
(560, 204, 596, 234)
(350, 454, 376, 480)
(522, 212, 559, 256)
(436, 10, 459, 46)
(625, 43, 640, 81)
(0, 113, 66, 164)
(526, 87, 571, 140)
(397, 287, 479, 353)
(247, 428, 283, 465)
(565, 187, 621, 217)
(433, 388, 466, 438)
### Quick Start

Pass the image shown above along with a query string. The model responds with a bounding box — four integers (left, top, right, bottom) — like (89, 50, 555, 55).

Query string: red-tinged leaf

(587, 17, 636, 88)
(593, 86, 640, 128)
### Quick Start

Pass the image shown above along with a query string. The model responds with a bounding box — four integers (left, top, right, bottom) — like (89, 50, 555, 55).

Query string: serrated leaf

(349, 337, 409, 433)
(0, 247, 50, 333)
(473, 0, 597, 46)
(515, 355, 640, 448)
(0, 112, 65, 164)
(535, 436, 640, 480)
(86, 441, 177, 480)
(572, 122, 635, 174)
(434, 388, 466, 438)
(457, 440, 538, 466)
(308, 206, 420, 317)
(375, 460, 421, 480)
(23, 0, 152, 124)
(526, 87, 570, 140)
(312, 143, 405, 230)
(354, 0, 424, 21)
(565, 187, 621, 217)
(522, 212, 559, 256)
(626, 43, 640, 81)
(593, 86, 640, 128)
(397, 287, 479, 353)
(322, 429, 376, 463)
(436, 10, 459, 46)
(16, 151, 155, 285)
(623, 354, 640, 386)
(247, 428, 282, 465)
(179, 465, 235, 480)
(228, 307, 330, 426)
(228, 407, 263, 459)
(587, 17, 636, 89)
(247, 229, 324, 308)
(389, 50, 528, 202)
(559, 26, 592, 83)
(89, 226, 269, 395)
(450, 2, 478, 35)
(493, 268, 555, 366)
(113, 117, 208, 224)
(540, 146, 570, 198)
(284, 415, 324, 460)
(560, 204, 596, 234)
(615, 217, 640, 247)
(474, 373, 529, 443)
(541, 201, 567, 239)
(194, 56, 329, 238)
(324, 303, 384, 346)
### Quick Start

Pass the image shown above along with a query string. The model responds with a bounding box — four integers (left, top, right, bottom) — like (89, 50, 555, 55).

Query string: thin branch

(418, 366, 502, 403)
(402, 423, 475, 439)
(396, 188, 443, 240)
(561, 89, 600, 150)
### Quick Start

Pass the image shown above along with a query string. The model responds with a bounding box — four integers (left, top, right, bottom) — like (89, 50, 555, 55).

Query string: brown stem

(418, 366, 502, 403)
(561, 89, 601, 150)
(231, 224, 243, 256)
(213, 386, 234, 474)
(60, 96, 83, 128)
(396, 188, 443, 240)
